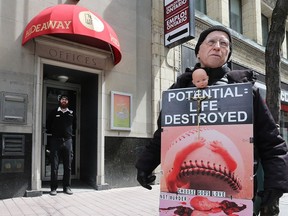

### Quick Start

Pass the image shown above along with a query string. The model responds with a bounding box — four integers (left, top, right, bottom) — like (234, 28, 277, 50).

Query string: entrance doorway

(40, 63, 101, 187)
(42, 80, 81, 181)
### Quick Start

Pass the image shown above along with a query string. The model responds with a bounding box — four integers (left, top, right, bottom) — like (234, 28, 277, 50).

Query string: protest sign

(160, 83, 254, 215)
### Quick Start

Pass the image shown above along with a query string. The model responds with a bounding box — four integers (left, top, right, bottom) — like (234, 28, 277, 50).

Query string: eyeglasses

(204, 38, 230, 48)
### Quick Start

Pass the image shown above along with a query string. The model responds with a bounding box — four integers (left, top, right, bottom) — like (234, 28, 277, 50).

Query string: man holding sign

(136, 25, 288, 215)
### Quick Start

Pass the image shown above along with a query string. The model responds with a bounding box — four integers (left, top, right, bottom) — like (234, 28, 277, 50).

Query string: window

(280, 110, 288, 145)
(230, 62, 246, 71)
(181, 45, 197, 74)
(262, 14, 269, 47)
(195, 0, 206, 14)
(229, 0, 242, 33)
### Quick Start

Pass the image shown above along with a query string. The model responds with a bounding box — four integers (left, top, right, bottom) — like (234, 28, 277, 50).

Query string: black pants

(50, 137, 73, 190)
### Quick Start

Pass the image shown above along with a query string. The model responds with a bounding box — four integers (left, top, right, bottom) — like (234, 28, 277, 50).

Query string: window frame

(195, 0, 207, 14)
(229, 0, 243, 34)
(261, 14, 269, 47)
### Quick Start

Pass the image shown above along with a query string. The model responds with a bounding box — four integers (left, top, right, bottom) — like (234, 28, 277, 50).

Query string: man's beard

(60, 103, 68, 109)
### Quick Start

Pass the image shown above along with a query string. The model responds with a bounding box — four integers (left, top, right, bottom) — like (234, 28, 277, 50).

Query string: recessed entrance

(42, 64, 100, 188)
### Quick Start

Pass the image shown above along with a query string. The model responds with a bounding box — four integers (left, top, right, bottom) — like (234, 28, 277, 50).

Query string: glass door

(42, 80, 80, 181)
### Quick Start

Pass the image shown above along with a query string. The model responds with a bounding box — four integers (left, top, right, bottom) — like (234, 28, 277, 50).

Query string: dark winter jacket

(136, 63, 288, 193)
(46, 107, 76, 139)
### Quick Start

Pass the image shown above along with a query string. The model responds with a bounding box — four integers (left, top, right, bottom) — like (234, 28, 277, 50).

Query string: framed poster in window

(111, 91, 132, 130)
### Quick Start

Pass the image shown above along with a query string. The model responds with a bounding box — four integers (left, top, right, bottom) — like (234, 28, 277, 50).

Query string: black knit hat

(195, 25, 232, 61)
(59, 95, 69, 101)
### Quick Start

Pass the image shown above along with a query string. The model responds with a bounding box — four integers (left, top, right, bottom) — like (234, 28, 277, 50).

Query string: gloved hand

(258, 189, 283, 207)
(137, 169, 156, 190)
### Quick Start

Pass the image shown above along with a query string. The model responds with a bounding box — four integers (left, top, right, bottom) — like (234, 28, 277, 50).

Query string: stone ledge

(25, 190, 43, 197)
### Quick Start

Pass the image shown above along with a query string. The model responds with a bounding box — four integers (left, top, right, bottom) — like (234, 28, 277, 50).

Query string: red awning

(22, 4, 122, 65)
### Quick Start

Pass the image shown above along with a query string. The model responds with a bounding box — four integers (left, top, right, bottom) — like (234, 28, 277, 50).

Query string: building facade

(151, 0, 288, 149)
(0, 0, 153, 199)
(0, 0, 288, 199)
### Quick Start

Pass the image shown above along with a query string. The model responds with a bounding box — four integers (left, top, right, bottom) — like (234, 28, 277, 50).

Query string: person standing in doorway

(46, 95, 76, 196)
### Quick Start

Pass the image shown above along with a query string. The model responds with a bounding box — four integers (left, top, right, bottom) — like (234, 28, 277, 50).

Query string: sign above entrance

(164, 0, 195, 48)
(22, 4, 122, 65)
(35, 40, 107, 70)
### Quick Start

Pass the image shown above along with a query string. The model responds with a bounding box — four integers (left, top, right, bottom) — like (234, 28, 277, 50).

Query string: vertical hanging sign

(164, 0, 195, 48)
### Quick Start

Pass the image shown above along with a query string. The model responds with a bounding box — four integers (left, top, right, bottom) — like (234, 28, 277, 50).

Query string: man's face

(197, 31, 230, 68)
(60, 97, 69, 108)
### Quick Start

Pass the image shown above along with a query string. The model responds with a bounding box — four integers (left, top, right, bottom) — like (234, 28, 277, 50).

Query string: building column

(242, 0, 262, 43)
(207, 0, 230, 27)
(96, 72, 109, 190)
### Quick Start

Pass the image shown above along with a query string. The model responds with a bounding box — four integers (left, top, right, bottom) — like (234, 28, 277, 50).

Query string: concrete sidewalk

(0, 185, 288, 216)
(0, 185, 160, 216)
